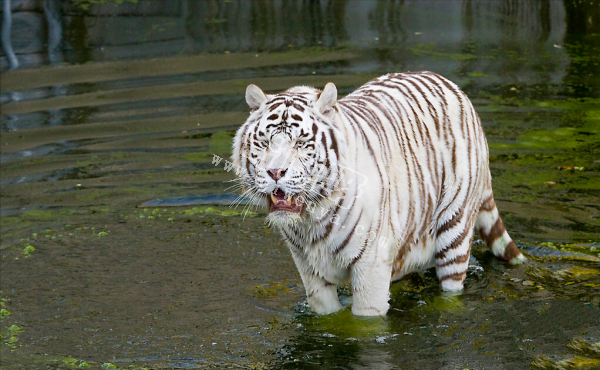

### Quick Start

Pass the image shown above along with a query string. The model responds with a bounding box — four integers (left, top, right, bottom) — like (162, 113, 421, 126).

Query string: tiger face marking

(233, 83, 341, 226)
(233, 73, 525, 316)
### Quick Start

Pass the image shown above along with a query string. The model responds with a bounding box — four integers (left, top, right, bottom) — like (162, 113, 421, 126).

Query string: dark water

(1, 1, 599, 369)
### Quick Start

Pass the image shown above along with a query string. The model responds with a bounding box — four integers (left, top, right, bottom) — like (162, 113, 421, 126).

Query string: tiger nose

(267, 169, 287, 181)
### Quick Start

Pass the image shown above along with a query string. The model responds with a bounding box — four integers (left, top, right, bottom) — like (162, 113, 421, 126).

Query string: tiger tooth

(286, 196, 292, 205)
(270, 194, 277, 203)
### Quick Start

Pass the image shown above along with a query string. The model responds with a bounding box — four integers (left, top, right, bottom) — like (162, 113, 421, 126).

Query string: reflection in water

(45, 0, 66, 128)
(0, 1, 588, 70)
(44, 0, 63, 65)
(0, 1, 599, 369)
(187, 0, 350, 52)
(2, 0, 67, 129)
(1, 0, 19, 70)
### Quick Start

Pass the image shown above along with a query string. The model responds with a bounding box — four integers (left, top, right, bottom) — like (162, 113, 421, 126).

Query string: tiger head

(232, 82, 344, 225)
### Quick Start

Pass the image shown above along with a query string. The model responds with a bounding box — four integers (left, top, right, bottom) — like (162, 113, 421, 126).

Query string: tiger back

(232, 71, 526, 316)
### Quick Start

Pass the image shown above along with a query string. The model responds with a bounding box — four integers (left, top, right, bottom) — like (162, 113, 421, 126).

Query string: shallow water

(1, 1, 599, 369)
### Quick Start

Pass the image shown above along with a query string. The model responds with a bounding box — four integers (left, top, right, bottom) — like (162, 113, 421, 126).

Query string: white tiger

(232, 72, 526, 316)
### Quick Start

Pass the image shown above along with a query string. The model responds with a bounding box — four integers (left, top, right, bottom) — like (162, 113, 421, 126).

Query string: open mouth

(269, 189, 303, 213)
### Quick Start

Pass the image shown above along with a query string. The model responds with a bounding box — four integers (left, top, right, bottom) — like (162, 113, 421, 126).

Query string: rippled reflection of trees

(563, 0, 600, 96)
(186, 0, 349, 52)
(2, 0, 599, 89)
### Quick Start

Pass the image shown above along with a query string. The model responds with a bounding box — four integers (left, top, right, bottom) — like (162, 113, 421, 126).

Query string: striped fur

(232, 72, 525, 316)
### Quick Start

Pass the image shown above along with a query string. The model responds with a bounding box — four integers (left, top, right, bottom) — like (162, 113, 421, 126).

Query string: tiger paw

(351, 303, 389, 317)
(509, 253, 527, 265)
(307, 290, 343, 315)
(440, 278, 465, 292)
(308, 299, 343, 315)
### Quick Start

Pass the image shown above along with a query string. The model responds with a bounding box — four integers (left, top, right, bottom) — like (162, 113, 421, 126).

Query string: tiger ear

(316, 82, 337, 114)
(246, 84, 268, 110)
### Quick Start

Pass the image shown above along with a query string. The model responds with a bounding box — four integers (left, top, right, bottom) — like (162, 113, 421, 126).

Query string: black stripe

(332, 211, 362, 256)
(436, 207, 464, 237)
(435, 226, 469, 259)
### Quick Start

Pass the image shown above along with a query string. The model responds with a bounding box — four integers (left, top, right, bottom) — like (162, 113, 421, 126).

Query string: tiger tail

(475, 173, 526, 265)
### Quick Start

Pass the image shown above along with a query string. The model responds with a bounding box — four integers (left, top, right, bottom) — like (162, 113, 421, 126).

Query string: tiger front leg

(306, 280, 342, 315)
(350, 248, 393, 316)
(289, 248, 342, 315)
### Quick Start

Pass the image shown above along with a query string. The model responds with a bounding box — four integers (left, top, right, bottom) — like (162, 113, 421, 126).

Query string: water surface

(1, 1, 599, 369)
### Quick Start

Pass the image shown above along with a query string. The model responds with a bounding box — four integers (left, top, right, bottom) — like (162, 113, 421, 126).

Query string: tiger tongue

(271, 189, 292, 205)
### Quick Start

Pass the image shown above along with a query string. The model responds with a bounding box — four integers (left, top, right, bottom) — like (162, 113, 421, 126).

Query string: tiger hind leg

(434, 213, 476, 292)
(475, 192, 526, 265)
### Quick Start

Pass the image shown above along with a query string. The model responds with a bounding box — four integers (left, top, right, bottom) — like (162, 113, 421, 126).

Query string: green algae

(390, 273, 429, 294)
(426, 292, 465, 312)
(252, 282, 295, 298)
(21, 244, 35, 257)
(63, 357, 90, 368)
(503, 116, 600, 150)
(75, 190, 108, 203)
(467, 72, 491, 78)
(101, 364, 149, 370)
(6, 325, 23, 334)
(178, 206, 259, 218)
(531, 355, 600, 370)
(529, 266, 599, 282)
(180, 130, 235, 162)
(209, 130, 236, 157)
(552, 266, 599, 280)
(299, 307, 391, 339)
(524, 244, 600, 263)
(0, 309, 10, 319)
(409, 42, 494, 61)
(0, 300, 20, 351)
(567, 337, 600, 355)
(0, 353, 151, 370)
(8, 207, 112, 231)
(481, 95, 600, 243)
(540, 243, 600, 258)
(516, 126, 599, 150)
